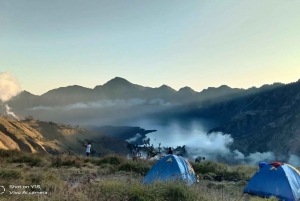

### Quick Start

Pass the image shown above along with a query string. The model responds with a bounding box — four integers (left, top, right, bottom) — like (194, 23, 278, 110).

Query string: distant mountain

(41, 85, 94, 106)
(4, 76, 290, 128)
(0, 116, 130, 156)
(188, 80, 300, 156)
(2, 76, 297, 158)
(7, 77, 250, 108)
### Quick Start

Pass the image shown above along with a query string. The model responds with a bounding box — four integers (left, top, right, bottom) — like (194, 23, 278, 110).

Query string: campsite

(0, 149, 298, 201)
(2, 1, 300, 200)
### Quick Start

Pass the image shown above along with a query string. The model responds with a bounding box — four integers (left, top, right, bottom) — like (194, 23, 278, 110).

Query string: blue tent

(244, 162, 300, 201)
(142, 155, 196, 185)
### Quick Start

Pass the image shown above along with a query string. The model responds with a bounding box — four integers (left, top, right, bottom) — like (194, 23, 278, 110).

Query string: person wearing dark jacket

(167, 147, 173, 155)
(132, 146, 139, 161)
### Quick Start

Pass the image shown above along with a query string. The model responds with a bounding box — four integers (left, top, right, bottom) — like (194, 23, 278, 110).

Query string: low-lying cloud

(129, 119, 300, 166)
(27, 98, 172, 111)
(288, 155, 300, 167)
(126, 133, 142, 144)
(184, 133, 299, 166)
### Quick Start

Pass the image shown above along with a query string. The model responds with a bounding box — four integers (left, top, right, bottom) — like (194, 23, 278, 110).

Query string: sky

(1, 0, 300, 95)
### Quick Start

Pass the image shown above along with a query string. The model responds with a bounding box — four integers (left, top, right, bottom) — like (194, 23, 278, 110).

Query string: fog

(125, 118, 300, 166)
(27, 98, 173, 111)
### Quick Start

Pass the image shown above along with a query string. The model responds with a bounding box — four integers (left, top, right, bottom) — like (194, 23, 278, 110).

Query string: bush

(192, 161, 227, 175)
(25, 171, 63, 193)
(192, 161, 257, 180)
(10, 154, 49, 167)
(0, 169, 24, 180)
(162, 183, 197, 201)
(91, 154, 124, 166)
(117, 161, 150, 175)
(82, 181, 197, 201)
(0, 149, 23, 158)
(51, 155, 84, 168)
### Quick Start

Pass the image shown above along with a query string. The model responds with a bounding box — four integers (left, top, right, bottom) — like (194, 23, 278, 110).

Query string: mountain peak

(179, 86, 195, 92)
(217, 85, 232, 89)
(103, 77, 132, 86)
(178, 86, 196, 94)
(158, 84, 176, 91)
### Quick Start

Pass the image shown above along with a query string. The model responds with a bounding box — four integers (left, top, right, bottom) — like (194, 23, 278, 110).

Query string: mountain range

(6, 77, 253, 109)
(1, 77, 300, 158)
(180, 79, 300, 156)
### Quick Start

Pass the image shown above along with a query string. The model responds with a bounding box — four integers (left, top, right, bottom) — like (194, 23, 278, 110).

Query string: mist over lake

(121, 117, 220, 148)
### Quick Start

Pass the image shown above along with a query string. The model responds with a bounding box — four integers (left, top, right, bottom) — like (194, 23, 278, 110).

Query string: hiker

(132, 146, 139, 161)
(83, 141, 91, 157)
(167, 147, 173, 155)
(195, 156, 205, 163)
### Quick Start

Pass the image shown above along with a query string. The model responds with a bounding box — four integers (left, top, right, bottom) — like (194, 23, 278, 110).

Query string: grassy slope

(0, 150, 280, 201)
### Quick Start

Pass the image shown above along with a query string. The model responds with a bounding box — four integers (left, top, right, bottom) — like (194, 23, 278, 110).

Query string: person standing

(167, 147, 173, 155)
(195, 156, 205, 163)
(132, 146, 139, 161)
(84, 141, 92, 157)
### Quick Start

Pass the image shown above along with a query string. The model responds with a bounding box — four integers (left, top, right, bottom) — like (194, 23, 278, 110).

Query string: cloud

(0, 72, 22, 102)
(28, 106, 53, 111)
(137, 119, 299, 165)
(184, 135, 300, 165)
(184, 133, 280, 165)
(184, 132, 234, 159)
(27, 98, 173, 111)
(148, 99, 172, 106)
(288, 154, 300, 167)
(126, 133, 143, 143)
(241, 151, 275, 165)
(28, 99, 145, 111)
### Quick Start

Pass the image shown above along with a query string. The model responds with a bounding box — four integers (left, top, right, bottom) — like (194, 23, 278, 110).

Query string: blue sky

(1, 0, 300, 95)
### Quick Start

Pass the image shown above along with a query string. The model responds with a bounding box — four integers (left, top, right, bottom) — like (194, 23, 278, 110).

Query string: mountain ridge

(6, 77, 286, 110)
(0, 116, 130, 156)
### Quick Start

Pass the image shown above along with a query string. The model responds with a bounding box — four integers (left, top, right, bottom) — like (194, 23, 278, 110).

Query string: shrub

(10, 154, 49, 167)
(82, 180, 197, 201)
(0, 149, 23, 158)
(51, 155, 84, 168)
(192, 161, 257, 180)
(0, 169, 24, 180)
(117, 161, 150, 176)
(91, 154, 124, 166)
(25, 171, 63, 193)
(162, 183, 197, 201)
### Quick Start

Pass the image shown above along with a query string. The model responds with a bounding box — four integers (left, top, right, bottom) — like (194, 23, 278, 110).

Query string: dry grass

(0, 150, 280, 201)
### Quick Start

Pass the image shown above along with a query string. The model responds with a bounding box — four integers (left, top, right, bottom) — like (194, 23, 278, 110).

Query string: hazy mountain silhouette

(4, 76, 298, 157)
(176, 80, 300, 156)
(5, 77, 288, 127)
(7, 77, 250, 108)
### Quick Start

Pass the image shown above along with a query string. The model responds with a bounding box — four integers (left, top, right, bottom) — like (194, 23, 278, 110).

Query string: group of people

(131, 146, 174, 161)
(83, 143, 205, 164)
(83, 142, 173, 159)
